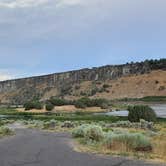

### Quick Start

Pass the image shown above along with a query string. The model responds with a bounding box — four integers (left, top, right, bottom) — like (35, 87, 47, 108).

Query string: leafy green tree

(128, 105, 156, 122)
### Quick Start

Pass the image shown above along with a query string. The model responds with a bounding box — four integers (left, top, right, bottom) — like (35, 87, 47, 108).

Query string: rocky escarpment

(0, 59, 165, 104)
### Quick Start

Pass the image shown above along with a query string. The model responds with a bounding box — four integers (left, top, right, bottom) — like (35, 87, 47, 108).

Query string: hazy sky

(0, 0, 166, 80)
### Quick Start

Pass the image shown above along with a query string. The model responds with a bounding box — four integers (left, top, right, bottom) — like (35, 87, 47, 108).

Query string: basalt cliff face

(0, 59, 165, 104)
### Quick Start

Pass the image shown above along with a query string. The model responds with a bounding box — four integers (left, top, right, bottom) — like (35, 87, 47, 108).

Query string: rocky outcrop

(0, 59, 165, 104)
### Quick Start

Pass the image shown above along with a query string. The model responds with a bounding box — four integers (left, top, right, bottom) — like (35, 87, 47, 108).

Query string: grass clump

(84, 125, 104, 142)
(104, 132, 152, 152)
(0, 126, 13, 137)
(72, 124, 104, 142)
(72, 124, 89, 138)
(128, 105, 156, 122)
(72, 124, 152, 154)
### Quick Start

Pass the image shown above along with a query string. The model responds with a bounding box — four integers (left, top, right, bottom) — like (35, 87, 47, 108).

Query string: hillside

(0, 59, 165, 104)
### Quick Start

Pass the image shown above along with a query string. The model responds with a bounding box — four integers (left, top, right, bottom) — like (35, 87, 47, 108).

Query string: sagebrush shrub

(72, 124, 90, 138)
(104, 132, 152, 151)
(84, 125, 104, 142)
(0, 127, 13, 135)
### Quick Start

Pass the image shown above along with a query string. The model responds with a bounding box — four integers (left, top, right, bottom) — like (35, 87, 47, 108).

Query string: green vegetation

(72, 124, 89, 138)
(117, 96, 166, 102)
(141, 96, 166, 102)
(45, 102, 54, 111)
(24, 100, 43, 110)
(49, 97, 70, 106)
(83, 125, 104, 142)
(70, 119, 166, 162)
(72, 124, 152, 152)
(108, 119, 154, 130)
(74, 97, 109, 109)
(0, 126, 13, 137)
(104, 132, 152, 151)
(147, 58, 166, 70)
(128, 105, 156, 122)
(103, 84, 110, 89)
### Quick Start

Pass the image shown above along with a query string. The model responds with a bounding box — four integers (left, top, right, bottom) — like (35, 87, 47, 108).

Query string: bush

(128, 105, 156, 122)
(24, 100, 43, 110)
(49, 98, 69, 106)
(104, 132, 152, 151)
(31, 121, 44, 129)
(0, 126, 13, 136)
(61, 121, 74, 128)
(48, 97, 73, 106)
(75, 100, 87, 108)
(106, 120, 154, 130)
(84, 125, 104, 142)
(74, 97, 109, 109)
(43, 119, 57, 129)
(72, 124, 90, 138)
(103, 84, 110, 89)
(46, 103, 54, 111)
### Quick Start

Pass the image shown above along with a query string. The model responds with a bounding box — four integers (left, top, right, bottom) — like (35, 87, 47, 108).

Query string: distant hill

(0, 59, 165, 104)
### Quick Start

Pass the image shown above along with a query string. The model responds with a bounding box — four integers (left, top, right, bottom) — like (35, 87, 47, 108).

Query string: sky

(0, 0, 166, 81)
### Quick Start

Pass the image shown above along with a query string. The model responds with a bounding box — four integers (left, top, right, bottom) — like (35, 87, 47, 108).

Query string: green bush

(84, 125, 104, 142)
(104, 132, 152, 151)
(72, 124, 90, 138)
(46, 103, 54, 111)
(128, 105, 156, 122)
(74, 97, 109, 108)
(75, 100, 87, 108)
(0, 126, 13, 136)
(103, 84, 110, 89)
(49, 98, 69, 106)
(43, 119, 57, 129)
(24, 100, 43, 110)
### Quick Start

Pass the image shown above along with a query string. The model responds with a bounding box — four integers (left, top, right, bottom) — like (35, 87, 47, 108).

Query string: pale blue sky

(0, 0, 166, 80)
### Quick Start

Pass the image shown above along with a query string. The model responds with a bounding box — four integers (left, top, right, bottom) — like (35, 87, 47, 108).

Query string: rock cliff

(0, 59, 165, 104)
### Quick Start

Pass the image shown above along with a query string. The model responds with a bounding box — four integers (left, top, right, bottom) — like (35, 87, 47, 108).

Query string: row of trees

(23, 97, 157, 122)
(24, 97, 110, 111)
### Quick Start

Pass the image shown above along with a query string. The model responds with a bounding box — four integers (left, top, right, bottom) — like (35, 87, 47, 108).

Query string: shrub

(24, 100, 43, 110)
(72, 124, 90, 138)
(158, 86, 165, 91)
(107, 120, 154, 130)
(27, 120, 44, 129)
(61, 121, 74, 128)
(90, 88, 98, 96)
(104, 132, 152, 151)
(49, 98, 68, 106)
(128, 105, 156, 122)
(46, 103, 54, 111)
(60, 85, 72, 95)
(100, 103, 109, 109)
(74, 97, 109, 109)
(84, 125, 104, 142)
(43, 119, 57, 129)
(75, 100, 87, 108)
(103, 84, 110, 89)
(0, 126, 13, 136)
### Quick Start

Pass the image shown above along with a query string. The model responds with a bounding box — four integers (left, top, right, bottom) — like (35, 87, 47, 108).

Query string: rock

(0, 59, 165, 104)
